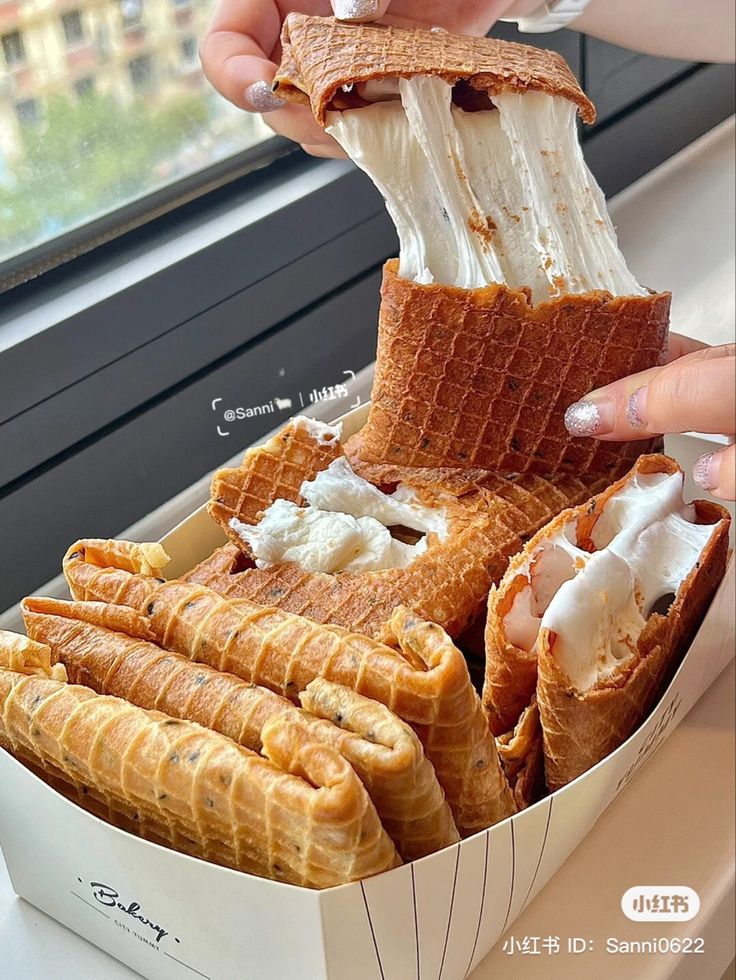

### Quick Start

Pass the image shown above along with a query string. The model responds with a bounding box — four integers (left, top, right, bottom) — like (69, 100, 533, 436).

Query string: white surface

(0, 120, 733, 979)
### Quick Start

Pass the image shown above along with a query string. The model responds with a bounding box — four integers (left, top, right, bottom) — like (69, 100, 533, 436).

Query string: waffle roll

(359, 263, 670, 475)
(63, 540, 516, 835)
(22, 596, 458, 861)
(273, 14, 595, 125)
(482, 455, 731, 790)
(495, 698, 544, 810)
(0, 633, 400, 888)
(210, 417, 343, 553)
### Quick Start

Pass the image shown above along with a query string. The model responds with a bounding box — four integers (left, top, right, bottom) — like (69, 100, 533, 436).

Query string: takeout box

(1, 404, 733, 980)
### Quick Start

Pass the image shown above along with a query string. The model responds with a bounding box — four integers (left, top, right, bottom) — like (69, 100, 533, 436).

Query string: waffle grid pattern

(210, 424, 342, 554)
(276, 14, 595, 124)
(198, 423, 611, 640)
(360, 265, 669, 474)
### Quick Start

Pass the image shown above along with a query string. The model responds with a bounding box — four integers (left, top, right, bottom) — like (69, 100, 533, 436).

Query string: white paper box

(1, 405, 733, 980)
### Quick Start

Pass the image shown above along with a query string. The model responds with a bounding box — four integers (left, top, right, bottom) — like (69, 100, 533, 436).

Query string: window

(2, 30, 26, 68)
(61, 10, 85, 46)
(73, 75, 95, 98)
(15, 98, 41, 126)
(0, 0, 275, 276)
(128, 53, 155, 91)
(180, 36, 197, 64)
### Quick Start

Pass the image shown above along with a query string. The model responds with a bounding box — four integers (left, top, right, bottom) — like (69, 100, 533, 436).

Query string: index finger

(565, 344, 736, 441)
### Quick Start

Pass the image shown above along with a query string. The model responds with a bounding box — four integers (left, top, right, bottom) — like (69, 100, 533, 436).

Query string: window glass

(61, 10, 86, 46)
(0, 0, 274, 269)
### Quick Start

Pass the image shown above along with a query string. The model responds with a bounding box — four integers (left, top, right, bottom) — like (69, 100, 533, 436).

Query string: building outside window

(2, 30, 26, 68)
(127, 53, 155, 91)
(0, 0, 273, 270)
(61, 10, 86, 47)
(120, 0, 144, 29)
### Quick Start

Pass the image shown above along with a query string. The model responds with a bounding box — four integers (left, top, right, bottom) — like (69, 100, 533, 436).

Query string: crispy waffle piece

(210, 417, 343, 552)
(201, 420, 609, 639)
(63, 542, 516, 835)
(496, 698, 544, 810)
(358, 262, 669, 474)
(483, 576, 540, 737)
(483, 454, 731, 790)
(274, 14, 595, 124)
(22, 597, 458, 860)
(0, 632, 399, 887)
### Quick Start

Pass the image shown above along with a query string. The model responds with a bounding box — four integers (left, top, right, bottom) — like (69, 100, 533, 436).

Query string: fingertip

(245, 80, 286, 113)
(693, 445, 736, 501)
(332, 0, 389, 23)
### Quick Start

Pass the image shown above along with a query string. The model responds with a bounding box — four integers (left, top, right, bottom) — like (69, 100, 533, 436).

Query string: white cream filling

(292, 415, 343, 446)
(502, 471, 717, 690)
(327, 76, 645, 302)
(230, 457, 447, 574)
(301, 457, 448, 539)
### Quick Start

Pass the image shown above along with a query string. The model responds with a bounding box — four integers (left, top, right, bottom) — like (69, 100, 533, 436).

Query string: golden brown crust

(483, 580, 540, 736)
(0, 632, 399, 887)
(200, 420, 610, 639)
(63, 541, 515, 836)
(22, 596, 458, 861)
(358, 262, 670, 475)
(274, 15, 596, 125)
(496, 698, 544, 810)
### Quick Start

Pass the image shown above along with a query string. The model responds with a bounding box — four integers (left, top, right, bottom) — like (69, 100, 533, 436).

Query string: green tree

(0, 89, 212, 259)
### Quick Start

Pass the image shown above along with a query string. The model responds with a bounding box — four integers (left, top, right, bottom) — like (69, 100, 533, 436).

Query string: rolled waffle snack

(63, 542, 516, 835)
(22, 596, 458, 860)
(203, 417, 609, 639)
(0, 632, 399, 887)
(274, 16, 669, 475)
(483, 454, 730, 790)
(496, 698, 544, 810)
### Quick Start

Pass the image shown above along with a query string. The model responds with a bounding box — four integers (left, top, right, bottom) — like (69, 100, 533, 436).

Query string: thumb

(332, 1, 392, 22)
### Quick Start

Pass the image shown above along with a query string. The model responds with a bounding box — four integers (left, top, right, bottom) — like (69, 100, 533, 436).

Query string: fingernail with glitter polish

(564, 400, 602, 437)
(693, 452, 719, 491)
(246, 81, 285, 113)
(626, 386, 648, 430)
(333, 0, 379, 21)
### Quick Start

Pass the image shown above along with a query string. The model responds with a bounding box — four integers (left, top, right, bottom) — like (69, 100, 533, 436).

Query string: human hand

(199, 1, 519, 157)
(564, 336, 736, 500)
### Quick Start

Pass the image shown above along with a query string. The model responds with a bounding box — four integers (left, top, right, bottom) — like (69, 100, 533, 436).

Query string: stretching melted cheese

(327, 76, 645, 302)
